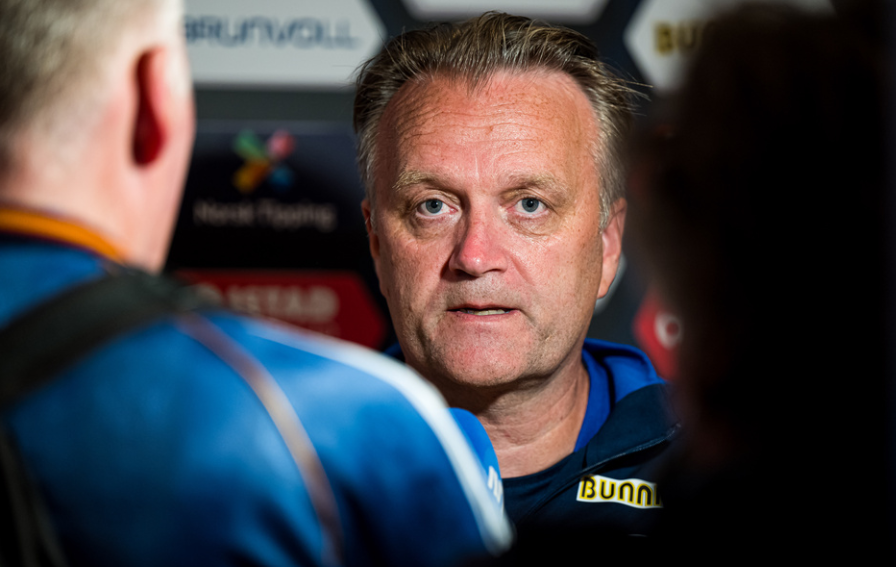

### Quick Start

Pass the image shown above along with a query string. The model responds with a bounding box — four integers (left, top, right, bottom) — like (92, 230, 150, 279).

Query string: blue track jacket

(0, 217, 513, 567)
(388, 339, 677, 536)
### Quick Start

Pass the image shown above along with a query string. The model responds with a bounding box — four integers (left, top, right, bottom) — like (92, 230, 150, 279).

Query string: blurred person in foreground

(0, 0, 512, 565)
(629, 1, 890, 561)
(354, 11, 676, 542)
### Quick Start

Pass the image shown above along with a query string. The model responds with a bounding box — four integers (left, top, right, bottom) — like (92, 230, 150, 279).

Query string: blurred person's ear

(122, 37, 195, 272)
(132, 48, 172, 166)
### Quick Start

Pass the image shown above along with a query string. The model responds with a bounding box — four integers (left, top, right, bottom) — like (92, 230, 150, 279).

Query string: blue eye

(518, 198, 542, 214)
(420, 199, 445, 215)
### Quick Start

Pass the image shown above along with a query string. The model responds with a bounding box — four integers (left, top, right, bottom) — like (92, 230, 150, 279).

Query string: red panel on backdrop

(177, 269, 386, 348)
(632, 287, 681, 380)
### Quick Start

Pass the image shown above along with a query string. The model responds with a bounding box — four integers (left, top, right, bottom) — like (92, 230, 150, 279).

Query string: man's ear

(598, 198, 627, 298)
(132, 48, 170, 165)
(361, 198, 380, 261)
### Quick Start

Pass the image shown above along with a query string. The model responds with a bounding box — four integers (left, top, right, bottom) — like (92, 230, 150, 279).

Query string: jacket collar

(582, 383, 678, 471)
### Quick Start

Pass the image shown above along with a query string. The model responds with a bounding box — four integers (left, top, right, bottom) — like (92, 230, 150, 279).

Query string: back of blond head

(0, 0, 181, 170)
(353, 11, 637, 229)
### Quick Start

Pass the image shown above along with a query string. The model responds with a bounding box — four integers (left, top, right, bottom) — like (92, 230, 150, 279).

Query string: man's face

(364, 69, 625, 392)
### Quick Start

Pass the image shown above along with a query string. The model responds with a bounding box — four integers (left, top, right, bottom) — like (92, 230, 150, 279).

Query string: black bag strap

(0, 269, 210, 410)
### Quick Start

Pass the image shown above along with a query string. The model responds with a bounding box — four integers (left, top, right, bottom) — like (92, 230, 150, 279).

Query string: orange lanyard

(0, 207, 123, 263)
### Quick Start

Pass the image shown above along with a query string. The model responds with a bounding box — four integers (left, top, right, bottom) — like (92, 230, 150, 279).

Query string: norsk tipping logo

(232, 130, 295, 194)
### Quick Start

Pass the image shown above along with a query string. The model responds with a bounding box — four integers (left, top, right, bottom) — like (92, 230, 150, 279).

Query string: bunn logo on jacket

(576, 475, 662, 509)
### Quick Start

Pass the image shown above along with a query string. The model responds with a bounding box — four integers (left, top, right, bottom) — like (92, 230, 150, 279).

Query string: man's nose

(448, 210, 508, 277)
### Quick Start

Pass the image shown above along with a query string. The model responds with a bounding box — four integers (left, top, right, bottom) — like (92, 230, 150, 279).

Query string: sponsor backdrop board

(185, 0, 386, 88)
(171, 0, 829, 374)
(166, 121, 389, 349)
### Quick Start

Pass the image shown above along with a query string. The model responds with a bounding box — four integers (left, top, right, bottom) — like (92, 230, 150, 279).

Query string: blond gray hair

(0, 0, 180, 169)
(353, 11, 637, 229)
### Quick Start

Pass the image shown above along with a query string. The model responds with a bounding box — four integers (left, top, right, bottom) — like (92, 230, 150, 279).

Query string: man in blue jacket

(355, 12, 676, 538)
(0, 1, 512, 565)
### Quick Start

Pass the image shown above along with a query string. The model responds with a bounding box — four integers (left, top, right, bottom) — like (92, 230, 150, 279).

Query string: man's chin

(416, 351, 538, 394)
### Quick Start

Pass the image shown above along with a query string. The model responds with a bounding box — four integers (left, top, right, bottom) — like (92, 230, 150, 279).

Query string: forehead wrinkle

(389, 71, 593, 149)
(396, 81, 570, 137)
(392, 105, 439, 139)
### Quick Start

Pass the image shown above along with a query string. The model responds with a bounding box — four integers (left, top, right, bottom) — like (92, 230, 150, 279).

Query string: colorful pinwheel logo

(232, 130, 295, 194)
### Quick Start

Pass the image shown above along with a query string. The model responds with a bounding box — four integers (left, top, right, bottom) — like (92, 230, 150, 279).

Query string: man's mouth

(449, 305, 514, 316)
(457, 308, 508, 316)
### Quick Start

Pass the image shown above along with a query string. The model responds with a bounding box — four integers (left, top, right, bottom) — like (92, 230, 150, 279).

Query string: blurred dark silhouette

(629, 0, 891, 562)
